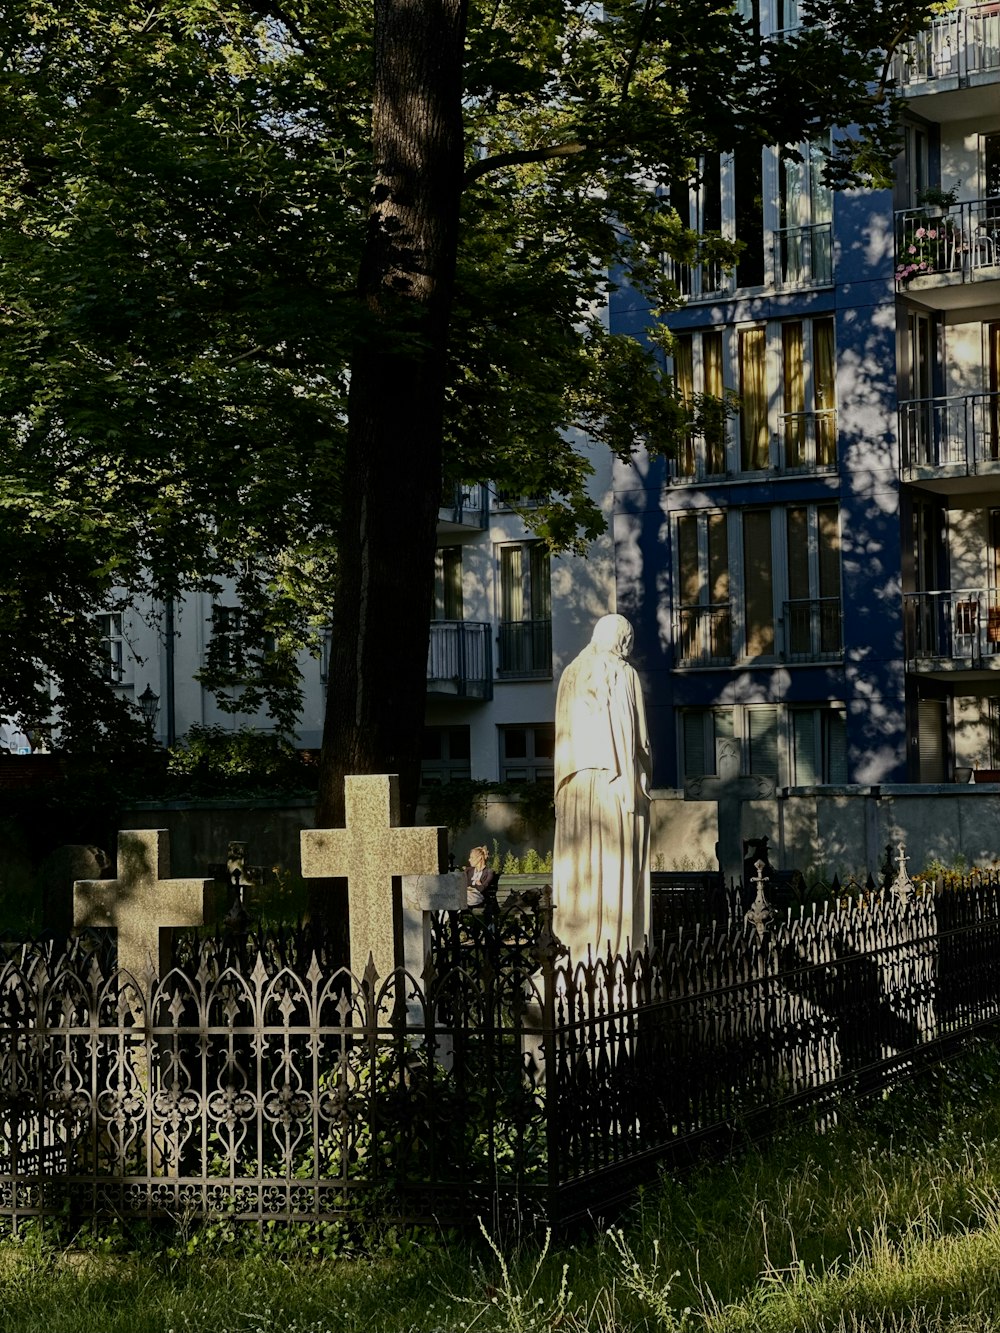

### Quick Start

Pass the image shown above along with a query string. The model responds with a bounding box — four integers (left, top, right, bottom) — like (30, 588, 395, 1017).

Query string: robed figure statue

(552, 614, 652, 963)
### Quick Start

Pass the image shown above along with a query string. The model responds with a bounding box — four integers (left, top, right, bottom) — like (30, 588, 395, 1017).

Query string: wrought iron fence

(6, 873, 1000, 1229)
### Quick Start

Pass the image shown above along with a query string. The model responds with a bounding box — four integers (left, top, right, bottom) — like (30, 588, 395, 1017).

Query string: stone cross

(684, 737, 776, 890)
(300, 774, 448, 982)
(74, 829, 214, 986)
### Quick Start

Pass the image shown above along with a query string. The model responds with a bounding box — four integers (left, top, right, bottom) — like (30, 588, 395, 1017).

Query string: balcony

(774, 223, 833, 289)
(904, 589, 1000, 675)
(893, 5, 1000, 101)
(776, 409, 838, 473)
(899, 392, 1000, 493)
(497, 619, 552, 677)
(492, 490, 545, 511)
(782, 598, 843, 663)
(895, 200, 1000, 307)
(663, 247, 726, 303)
(676, 605, 733, 667)
(438, 483, 488, 532)
(426, 621, 493, 699)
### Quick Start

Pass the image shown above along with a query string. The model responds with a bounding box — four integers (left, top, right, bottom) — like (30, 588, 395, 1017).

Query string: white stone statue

(552, 613, 652, 962)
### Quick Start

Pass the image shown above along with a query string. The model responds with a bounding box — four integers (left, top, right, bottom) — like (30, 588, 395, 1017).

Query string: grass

(5, 1038, 1000, 1331)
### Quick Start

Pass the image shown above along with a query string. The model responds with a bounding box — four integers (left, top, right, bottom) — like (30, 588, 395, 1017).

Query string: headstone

(684, 737, 776, 890)
(300, 774, 448, 982)
(74, 829, 214, 986)
(400, 871, 466, 1027)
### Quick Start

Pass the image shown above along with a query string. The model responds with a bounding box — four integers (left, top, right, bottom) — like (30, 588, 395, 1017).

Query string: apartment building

(89, 451, 615, 786)
(609, 0, 1000, 792)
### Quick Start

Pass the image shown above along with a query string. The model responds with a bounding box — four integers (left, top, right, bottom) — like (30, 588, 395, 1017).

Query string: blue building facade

(610, 9, 1000, 793)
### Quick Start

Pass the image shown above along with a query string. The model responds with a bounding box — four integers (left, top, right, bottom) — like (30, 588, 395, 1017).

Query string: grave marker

(301, 774, 448, 981)
(74, 829, 214, 986)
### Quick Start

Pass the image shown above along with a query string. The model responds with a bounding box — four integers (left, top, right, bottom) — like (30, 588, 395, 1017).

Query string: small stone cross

(684, 737, 776, 888)
(301, 774, 448, 981)
(74, 829, 214, 986)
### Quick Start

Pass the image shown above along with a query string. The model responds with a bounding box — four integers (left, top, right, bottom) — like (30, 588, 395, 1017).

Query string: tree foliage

(0, 0, 937, 752)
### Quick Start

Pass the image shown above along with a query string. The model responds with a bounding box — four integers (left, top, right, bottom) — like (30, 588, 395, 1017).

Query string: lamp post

(137, 683, 160, 738)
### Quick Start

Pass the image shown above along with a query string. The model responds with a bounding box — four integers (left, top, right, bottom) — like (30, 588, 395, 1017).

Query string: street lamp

(137, 683, 160, 734)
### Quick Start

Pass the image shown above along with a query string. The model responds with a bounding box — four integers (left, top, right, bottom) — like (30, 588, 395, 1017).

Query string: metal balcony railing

(497, 619, 552, 676)
(774, 222, 834, 288)
(899, 392, 1000, 478)
(439, 483, 488, 528)
(894, 4, 1000, 86)
(677, 605, 733, 666)
(663, 247, 727, 302)
(904, 589, 1000, 667)
(426, 621, 493, 699)
(895, 198, 1000, 287)
(777, 408, 838, 472)
(783, 597, 843, 662)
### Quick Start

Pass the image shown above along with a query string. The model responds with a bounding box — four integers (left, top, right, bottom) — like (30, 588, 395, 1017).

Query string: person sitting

(465, 845, 499, 908)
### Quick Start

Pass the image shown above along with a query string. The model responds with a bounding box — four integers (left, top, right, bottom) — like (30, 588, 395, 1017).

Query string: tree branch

(463, 140, 588, 188)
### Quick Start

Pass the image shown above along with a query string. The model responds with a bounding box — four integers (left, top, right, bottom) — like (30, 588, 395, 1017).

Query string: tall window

(785, 503, 842, 660)
(739, 327, 769, 470)
(672, 330, 727, 478)
(498, 542, 552, 675)
(97, 612, 126, 683)
(780, 317, 836, 469)
(742, 510, 775, 658)
(778, 139, 833, 285)
(676, 512, 731, 664)
(734, 151, 765, 288)
(681, 707, 734, 777)
(210, 606, 247, 674)
(434, 547, 463, 620)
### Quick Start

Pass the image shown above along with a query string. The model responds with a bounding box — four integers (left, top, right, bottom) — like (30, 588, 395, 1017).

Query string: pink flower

(915, 227, 926, 238)
(927, 228, 938, 239)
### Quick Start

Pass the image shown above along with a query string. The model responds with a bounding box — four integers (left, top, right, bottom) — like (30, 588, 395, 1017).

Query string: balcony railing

(492, 490, 545, 511)
(497, 619, 552, 676)
(774, 222, 833, 288)
(783, 597, 843, 662)
(777, 409, 838, 472)
(894, 4, 1000, 87)
(895, 199, 1000, 287)
(668, 431, 730, 484)
(663, 247, 726, 302)
(677, 605, 733, 666)
(899, 392, 1000, 478)
(427, 621, 493, 699)
(439, 483, 488, 528)
(904, 589, 1000, 668)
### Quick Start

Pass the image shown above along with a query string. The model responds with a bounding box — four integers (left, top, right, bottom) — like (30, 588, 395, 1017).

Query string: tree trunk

(316, 0, 468, 850)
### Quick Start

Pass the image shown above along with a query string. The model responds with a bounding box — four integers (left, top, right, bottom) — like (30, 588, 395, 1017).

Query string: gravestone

(74, 829, 214, 986)
(300, 774, 448, 981)
(684, 737, 775, 891)
(400, 870, 466, 1027)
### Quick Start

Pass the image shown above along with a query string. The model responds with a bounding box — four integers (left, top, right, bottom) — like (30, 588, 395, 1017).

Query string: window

(734, 151, 765, 288)
(498, 542, 552, 675)
(434, 547, 463, 621)
(777, 139, 833, 286)
(499, 724, 555, 783)
(211, 606, 247, 674)
(676, 512, 731, 664)
(680, 704, 847, 785)
(738, 327, 769, 471)
(97, 612, 126, 683)
(780, 317, 836, 469)
(671, 330, 728, 478)
(742, 509, 775, 659)
(790, 707, 848, 785)
(681, 707, 735, 778)
(784, 503, 842, 660)
(420, 725, 472, 786)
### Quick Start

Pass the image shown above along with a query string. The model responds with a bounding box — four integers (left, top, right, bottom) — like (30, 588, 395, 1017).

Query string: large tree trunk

(316, 0, 468, 849)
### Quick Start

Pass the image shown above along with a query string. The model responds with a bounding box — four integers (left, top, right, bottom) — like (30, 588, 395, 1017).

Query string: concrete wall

(651, 783, 1000, 880)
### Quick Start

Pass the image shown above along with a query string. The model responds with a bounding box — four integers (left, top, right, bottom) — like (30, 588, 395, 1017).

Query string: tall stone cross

(74, 829, 214, 987)
(684, 737, 775, 890)
(301, 774, 448, 982)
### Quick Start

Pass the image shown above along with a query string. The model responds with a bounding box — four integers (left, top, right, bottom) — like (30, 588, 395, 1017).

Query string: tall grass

(4, 1038, 1000, 1332)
